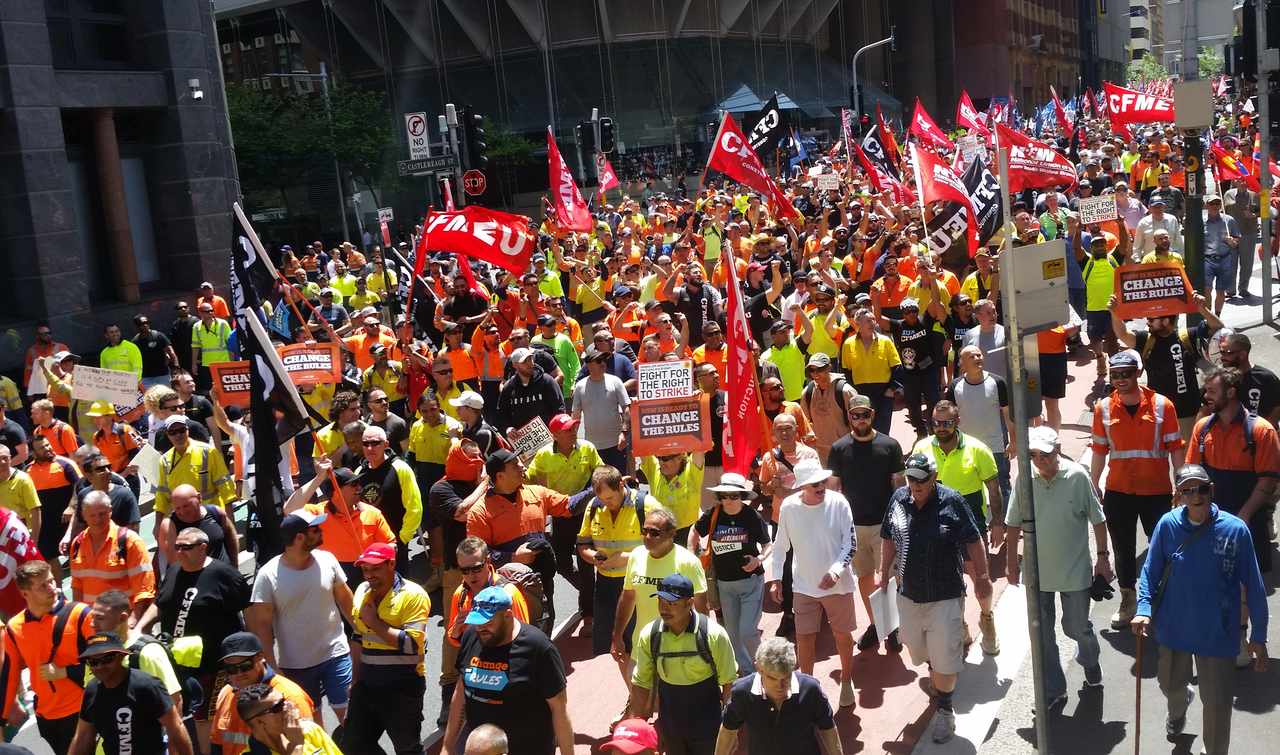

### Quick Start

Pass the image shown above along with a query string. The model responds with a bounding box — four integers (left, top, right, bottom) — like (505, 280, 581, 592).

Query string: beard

(851, 424, 874, 439)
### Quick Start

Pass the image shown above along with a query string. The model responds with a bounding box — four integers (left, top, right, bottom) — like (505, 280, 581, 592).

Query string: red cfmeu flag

(957, 90, 989, 136)
(1103, 81, 1174, 124)
(721, 246, 760, 477)
(912, 145, 980, 256)
(1050, 86, 1072, 133)
(0, 507, 41, 616)
(442, 177, 457, 212)
(547, 127, 593, 231)
(878, 102, 900, 165)
(706, 113, 802, 220)
(994, 123, 1078, 192)
(909, 98, 955, 151)
(423, 206, 538, 275)
(598, 158, 620, 194)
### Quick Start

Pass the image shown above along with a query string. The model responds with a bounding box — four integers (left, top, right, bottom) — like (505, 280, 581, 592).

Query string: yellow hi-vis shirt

(99, 342, 143, 381)
(155, 440, 235, 515)
(351, 574, 430, 684)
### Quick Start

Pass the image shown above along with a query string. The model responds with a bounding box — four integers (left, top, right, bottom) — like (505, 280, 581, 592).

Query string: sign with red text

(637, 361, 694, 402)
(630, 393, 713, 457)
(1112, 262, 1198, 319)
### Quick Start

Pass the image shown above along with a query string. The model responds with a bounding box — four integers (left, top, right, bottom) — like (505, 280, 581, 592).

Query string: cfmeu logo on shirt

(465, 657, 510, 690)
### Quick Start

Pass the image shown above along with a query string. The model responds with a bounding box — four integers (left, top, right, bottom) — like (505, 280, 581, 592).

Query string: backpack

(45, 602, 91, 689)
(1141, 326, 1193, 364)
(803, 376, 850, 417)
(458, 563, 550, 636)
(646, 612, 718, 691)
(1196, 411, 1258, 458)
(70, 528, 129, 562)
(130, 634, 204, 718)
(585, 487, 646, 526)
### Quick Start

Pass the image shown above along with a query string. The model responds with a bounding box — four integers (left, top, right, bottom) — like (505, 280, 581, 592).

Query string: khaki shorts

(898, 595, 965, 675)
(794, 591, 859, 635)
(852, 525, 884, 578)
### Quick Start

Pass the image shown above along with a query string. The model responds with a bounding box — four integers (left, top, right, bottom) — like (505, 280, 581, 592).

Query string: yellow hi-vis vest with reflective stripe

(194, 320, 233, 365)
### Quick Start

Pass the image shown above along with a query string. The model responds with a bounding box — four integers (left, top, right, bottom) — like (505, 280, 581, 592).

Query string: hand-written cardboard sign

(277, 343, 343, 385)
(508, 416, 553, 462)
(210, 361, 252, 406)
(1113, 262, 1198, 319)
(630, 393, 713, 456)
(71, 365, 140, 406)
(1078, 195, 1118, 225)
(815, 173, 841, 191)
(637, 361, 694, 403)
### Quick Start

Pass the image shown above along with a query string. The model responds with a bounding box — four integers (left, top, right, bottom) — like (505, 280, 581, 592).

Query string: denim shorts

(282, 653, 353, 710)
(1205, 253, 1236, 294)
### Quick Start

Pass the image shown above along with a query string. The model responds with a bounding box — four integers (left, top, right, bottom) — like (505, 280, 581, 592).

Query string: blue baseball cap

(465, 586, 513, 625)
(651, 574, 695, 602)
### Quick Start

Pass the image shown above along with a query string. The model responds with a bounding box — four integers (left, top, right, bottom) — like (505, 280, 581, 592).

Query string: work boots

(1110, 588, 1137, 629)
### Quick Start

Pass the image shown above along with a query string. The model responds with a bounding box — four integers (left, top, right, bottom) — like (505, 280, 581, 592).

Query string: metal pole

(850, 36, 895, 122)
(1260, 1, 1275, 325)
(540, 0, 556, 134)
(998, 146, 1051, 754)
(320, 62, 351, 244)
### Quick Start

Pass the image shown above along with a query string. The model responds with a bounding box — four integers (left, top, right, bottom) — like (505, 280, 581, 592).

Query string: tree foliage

(1129, 53, 1169, 83)
(481, 117, 538, 166)
(1199, 46, 1225, 79)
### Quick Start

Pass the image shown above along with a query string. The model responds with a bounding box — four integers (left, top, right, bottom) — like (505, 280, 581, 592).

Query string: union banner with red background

(1112, 262, 1198, 320)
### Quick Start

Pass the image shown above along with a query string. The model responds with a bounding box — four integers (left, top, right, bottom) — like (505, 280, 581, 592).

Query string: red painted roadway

(432, 345, 1105, 755)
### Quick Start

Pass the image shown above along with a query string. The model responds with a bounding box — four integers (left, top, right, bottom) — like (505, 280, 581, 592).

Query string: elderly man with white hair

(715, 638, 841, 755)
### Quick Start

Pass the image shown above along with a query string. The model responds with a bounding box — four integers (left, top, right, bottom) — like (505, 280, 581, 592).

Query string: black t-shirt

(74, 483, 141, 527)
(168, 504, 229, 563)
(944, 313, 979, 362)
(743, 286, 778, 347)
(1242, 366, 1280, 419)
(182, 395, 216, 433)
(693, 505, 771, 581)
(1134, 330, 1201, 417)
(80, 669, 173, 755)
(132, 331, 172, 378)
(0, 420, 26, 457)
(170, 317, 196, 365)
(156, 559, 251, 674)
(456, 622, 568, 755)
(706, 390, 726, 466)
(826, 431, 905, 526)
(429, 478, 475, 570)
(441, 292, 490, 339)
(371, 413, 410, 452)
(889, 315, 939, 374)
(675, 285, 718, 348)
(721, 672, 835, 755)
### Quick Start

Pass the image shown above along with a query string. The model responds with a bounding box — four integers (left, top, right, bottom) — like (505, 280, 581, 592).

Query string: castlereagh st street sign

(397, 154, 459, 176)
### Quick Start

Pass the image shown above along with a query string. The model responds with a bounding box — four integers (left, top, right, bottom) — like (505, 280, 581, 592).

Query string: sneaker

(962, 620, 973, 649)
(1084, 664, 1104, 687)
(1031, 693, 1068, 716)
(1235, 628, 1252, 669)
(1165, 688, 1194, 738)
(979, 611, 1000, 656)
(931, 708, 956, 743)
(918, 675, 937, 698)
(839, 679, 856, 708)
(776, 613, 796, 638)
(581, 617, 594, 638)
(1110, 588, 1137, 629)
(885, 629, 903, 653)
(857, 624, 879, 650)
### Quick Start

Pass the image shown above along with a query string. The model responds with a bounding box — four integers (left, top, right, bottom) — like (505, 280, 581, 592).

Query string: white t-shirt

(772, 489, 857, 597)
(250, 549, 349, 669)
(572, 374, 630, 449)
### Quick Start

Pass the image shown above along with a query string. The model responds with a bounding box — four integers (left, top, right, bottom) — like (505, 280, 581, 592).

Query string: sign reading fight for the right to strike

(1112, 262, 1198, 320)
(637, 361, 695, 402)
(1078, 195, 1118, 225)
(508, 416, 553, 462)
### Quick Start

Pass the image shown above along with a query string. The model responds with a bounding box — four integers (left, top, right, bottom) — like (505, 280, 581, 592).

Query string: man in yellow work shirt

(155, 415, 235, 540)
(100, 325, 143, 383)
(193, 303, 234, 392)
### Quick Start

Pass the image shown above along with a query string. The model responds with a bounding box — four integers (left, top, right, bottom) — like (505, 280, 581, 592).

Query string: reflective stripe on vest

(195, 323, 230, 363)
(1098, 393, 1169, 459)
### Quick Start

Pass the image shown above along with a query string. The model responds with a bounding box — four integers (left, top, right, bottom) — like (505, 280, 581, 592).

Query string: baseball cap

(54, 350, 80, 363)
(85, 400, 116, 418)
(602, 719, 658, 754)
(651, 574, 695, 602)
(853, 293, 871, 306)
(548, 414, 581, 433)
(485, 449, 520, 477)
(1108, 350, 1141, 370)
(280, 509, 327, 540)
(1079, 179, 1093, 188)
(321, 467, 358, 496)
(1027, 426, 1060, 454)
(807, 352, 831, 369)
(849, 395, 873, 410)
(464, 586, 514, 625)
(319, 287, 336, 296)
(354, 542, 397, 566)
(612, 283, 631, 297)
(1175, 464, 1212, 486)
(1147, 194, 1165, 206)
(1204, 193, 1222, 204)
(509, 347, 534, 363)
(370, 343, 388, 356)
(536, 314, 557, 328)
(532, 253, 546, 262)
(220, 632, 265, 661)
(746, 261, 768, 273)
(449, 391, 484, 410)
(903, 453, 937, 481)
(164, 415, 188, 429)
(770, 320, 792, 333)
(80, 632, 128, 660)
(200, 281, 213, 289)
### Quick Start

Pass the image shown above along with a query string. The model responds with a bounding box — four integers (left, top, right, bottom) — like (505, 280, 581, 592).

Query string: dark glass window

(45, 0, 131, 68)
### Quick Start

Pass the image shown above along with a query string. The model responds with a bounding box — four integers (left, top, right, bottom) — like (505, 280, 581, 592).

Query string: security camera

(192, 90, 204, 100)
(188, 78, 203, 100)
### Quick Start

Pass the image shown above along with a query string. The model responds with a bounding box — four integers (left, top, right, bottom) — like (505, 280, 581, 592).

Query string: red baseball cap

(601, 719, 657, 754)
(354, 542, 396, 566)
(547, 414, 581, 433)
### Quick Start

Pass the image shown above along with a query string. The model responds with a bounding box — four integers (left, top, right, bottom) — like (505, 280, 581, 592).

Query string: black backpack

(646, 612, 718, 690)
(129, 634, 204, 718)
(1196, 411, 1258, 458)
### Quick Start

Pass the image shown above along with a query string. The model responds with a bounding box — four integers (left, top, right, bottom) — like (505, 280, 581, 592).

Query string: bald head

(464, 724, 509, 755)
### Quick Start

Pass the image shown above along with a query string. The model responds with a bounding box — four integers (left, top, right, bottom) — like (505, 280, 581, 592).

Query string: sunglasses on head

(224, 658, 256, 674)
(1177, 484, 1212, 498)
(458, 563, 487, 575)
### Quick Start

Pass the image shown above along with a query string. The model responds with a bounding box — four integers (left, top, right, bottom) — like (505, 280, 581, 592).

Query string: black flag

(860, 128, 901, 180)
(230, 203, 313, 562)
(960, 154, 1003, 248)
(933, 154, 1004, 267)
(745, 95, 786, 155)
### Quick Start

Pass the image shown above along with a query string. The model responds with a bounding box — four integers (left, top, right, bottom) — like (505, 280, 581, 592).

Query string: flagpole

(695, 113, 728, 202)
(910, 145, 932, 255)
(403, 207, 434, 344)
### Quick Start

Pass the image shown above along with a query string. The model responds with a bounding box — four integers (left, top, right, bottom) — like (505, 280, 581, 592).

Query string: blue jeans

(992, 452, 1012, 520)
(1039, 589, 1101, 698)
(282, 653, 353, 711)
(717, 573, 764, 673)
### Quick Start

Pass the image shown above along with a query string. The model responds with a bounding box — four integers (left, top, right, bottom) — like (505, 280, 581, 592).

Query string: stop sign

(463, 170, 486, 196)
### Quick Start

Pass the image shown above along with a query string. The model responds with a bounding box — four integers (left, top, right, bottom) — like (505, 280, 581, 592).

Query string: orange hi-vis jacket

(445, 567, 530, 647)
(2, 598, 95, 720)
(1089, 387, 1185, 496)
(68, 521, 156, 607)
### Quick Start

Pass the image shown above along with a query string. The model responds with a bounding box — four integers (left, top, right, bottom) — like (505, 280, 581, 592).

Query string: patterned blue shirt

(881, 482, 981, 604)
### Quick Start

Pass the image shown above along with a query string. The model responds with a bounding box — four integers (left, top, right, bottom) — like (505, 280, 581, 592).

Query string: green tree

(328, 84, 399, 189)
(1199, 46, 1225, 79)
(480, 117, 537, 207)
(1129, 53, 1168, 83)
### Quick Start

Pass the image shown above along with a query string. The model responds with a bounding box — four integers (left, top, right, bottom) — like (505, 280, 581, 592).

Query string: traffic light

(1236, 0, 1259, 83)
(598, 117, 615, 153)
(859, 115, 872, 137)
(576, 120, 596, 153)
(460, 105, 487, 170)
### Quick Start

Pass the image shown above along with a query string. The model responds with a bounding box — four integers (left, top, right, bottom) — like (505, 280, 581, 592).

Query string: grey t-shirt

(250, 549, 349, 669)
(571, 374, 630, 450)
(945, 372, 1009, 453)
(962, 326, 1009, 382)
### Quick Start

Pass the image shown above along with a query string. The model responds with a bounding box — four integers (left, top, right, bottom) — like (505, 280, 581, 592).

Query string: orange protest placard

(629, 393, 713, 457)
(277, 343, 343, 385)
(210, 361, 252, 406)
(1112, 262, 1198, 320)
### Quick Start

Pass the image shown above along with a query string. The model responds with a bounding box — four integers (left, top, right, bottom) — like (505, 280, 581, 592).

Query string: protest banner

(508, 416, 553, 462)
(71, 365, 139, 406)
(630, 393, 713, 457)
(1078, 195, 1118, 225)
(637, 361, 694, 403)
(815, 173, 840, 191)
(210, 361, 252, 406)
(1112, 262, 1198, 320)
(277, 343, 343, 385)
(131, 444, 163, 488)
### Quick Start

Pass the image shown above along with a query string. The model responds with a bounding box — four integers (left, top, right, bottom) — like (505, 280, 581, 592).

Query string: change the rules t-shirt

(456, 621, 567, 755)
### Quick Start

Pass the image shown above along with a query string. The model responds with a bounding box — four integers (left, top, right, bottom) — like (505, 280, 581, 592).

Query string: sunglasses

(362, 440, 385, 448)
(224, 658, 256, 675)
(813, 297, 833, 304)
(657, 454, 681, 462)
(1176, 484, 1212, 498)
(84, 654, 123, 667)
(458, 563, 487, 575)
(167, 426, 189, 436)
(1109, 370, 1136, 380)
(91, 465, 112, 473)
(369, 397, 388, 404)
(901, 308, 919, 314)
(641, 526, 669, 537)
(1027, 450, 1055, 459)
(932, 419, 957, 428)
(252, 700, 287, 720)
(174, 542, 204, 551)
(850, 411, 873, 420)
(434, 369, 453, 375)
(717, 493, 742, 500)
